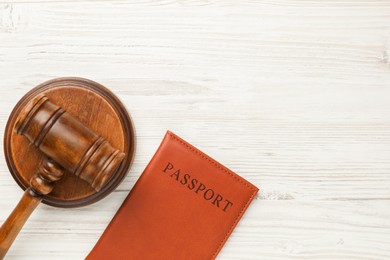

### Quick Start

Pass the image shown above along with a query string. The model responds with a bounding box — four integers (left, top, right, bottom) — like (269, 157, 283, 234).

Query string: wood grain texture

(0, 1, 390, 259)
(4, 79, 135, 208)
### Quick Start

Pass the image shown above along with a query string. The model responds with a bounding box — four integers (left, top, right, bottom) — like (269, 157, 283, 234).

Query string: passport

(87, 131, 258, 259)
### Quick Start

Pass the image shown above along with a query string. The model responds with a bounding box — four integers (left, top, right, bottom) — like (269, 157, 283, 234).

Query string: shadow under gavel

(0, 95, 125, 258)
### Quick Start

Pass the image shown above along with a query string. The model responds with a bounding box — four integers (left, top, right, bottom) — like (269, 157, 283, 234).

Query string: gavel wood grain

(0, 158, 63, 258)
(0, 78, 135, 258)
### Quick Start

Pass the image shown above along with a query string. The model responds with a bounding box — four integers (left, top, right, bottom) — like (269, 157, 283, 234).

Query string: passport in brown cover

(87, 131, 258, 260)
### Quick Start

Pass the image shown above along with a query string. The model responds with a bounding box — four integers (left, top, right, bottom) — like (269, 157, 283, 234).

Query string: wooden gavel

(0, 94, 125, 257)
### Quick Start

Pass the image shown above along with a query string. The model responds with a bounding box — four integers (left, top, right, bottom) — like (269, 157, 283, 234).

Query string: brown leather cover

(86, 131, 258, 260)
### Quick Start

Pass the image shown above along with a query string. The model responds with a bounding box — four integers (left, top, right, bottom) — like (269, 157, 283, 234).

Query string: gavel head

(14, 94, 125, 192)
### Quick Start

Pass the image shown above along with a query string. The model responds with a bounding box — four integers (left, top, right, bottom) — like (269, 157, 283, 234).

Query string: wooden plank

(1, 1, 390, 259)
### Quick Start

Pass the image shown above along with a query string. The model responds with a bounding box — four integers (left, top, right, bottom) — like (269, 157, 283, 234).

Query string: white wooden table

(1, 1, 390, 259)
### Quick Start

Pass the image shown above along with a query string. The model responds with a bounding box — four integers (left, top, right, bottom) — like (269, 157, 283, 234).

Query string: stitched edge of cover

(166, 131, 258, 259)
(211, 189, 257, 259)
(167, 131, 257, 191)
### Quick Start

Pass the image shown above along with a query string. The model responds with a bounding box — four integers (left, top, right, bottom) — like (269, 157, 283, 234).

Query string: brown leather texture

(87, 131, 258, 260)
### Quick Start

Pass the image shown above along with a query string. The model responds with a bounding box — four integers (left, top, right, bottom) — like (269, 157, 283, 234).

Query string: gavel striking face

(15, 94, 125, 193)
(0, 78, 134, 258)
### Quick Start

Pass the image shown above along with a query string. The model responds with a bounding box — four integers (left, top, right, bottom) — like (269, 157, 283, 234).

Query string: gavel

(0, 94, 126, 257)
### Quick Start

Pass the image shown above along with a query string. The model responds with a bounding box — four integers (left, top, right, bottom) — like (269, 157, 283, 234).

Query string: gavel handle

(0, 158, 63, 258)
(0, 189, 42, 258)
